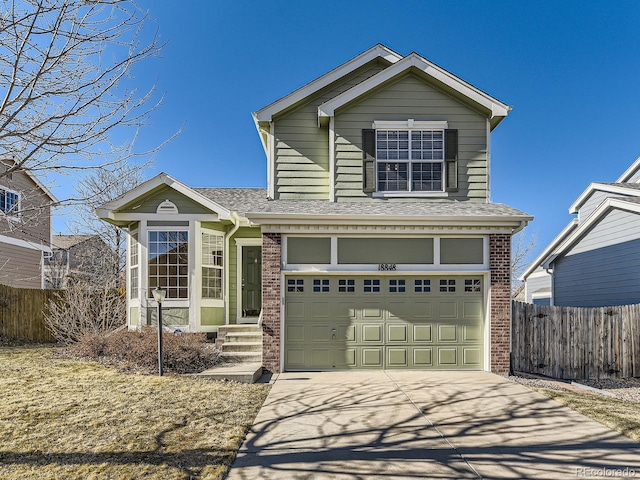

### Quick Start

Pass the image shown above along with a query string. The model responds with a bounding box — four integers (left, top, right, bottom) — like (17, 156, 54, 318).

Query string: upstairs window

(0, 187, 19, 214)
(376, 129, 443, 192)
(363, 121, 458, 195)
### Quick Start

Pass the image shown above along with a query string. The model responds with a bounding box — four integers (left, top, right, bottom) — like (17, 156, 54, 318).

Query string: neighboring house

(522, 156, 640, 307)
(97, 44, 532, 374)
(44, 234, 119, 289)
(0, 159, 57, 289)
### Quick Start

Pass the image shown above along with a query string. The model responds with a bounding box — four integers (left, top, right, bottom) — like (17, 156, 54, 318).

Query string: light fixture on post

(152, 286, 166, 376)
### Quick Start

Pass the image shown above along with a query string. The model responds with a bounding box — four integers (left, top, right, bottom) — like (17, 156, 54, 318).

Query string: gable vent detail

(156, 199, 179, 215)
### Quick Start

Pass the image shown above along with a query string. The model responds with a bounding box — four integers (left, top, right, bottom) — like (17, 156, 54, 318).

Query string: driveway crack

(384, 370, 482, 479)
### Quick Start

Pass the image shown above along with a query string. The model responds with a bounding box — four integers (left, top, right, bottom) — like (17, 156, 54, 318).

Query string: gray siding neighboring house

(522, 157, 640, 307)
(0, 160, 56, 289)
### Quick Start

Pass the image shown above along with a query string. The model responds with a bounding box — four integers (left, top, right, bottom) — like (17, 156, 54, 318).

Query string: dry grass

(531, 387, 640, 443)
(0, 345, 270, 479)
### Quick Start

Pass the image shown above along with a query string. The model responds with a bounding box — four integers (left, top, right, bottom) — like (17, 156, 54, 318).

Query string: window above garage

(363, 120, 458, 197)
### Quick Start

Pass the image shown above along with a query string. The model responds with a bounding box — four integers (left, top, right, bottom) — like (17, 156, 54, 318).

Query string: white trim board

(0, 233, 51, 252)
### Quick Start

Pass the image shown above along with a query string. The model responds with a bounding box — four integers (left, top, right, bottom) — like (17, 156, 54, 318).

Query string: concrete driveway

(226, 371, 640, 479)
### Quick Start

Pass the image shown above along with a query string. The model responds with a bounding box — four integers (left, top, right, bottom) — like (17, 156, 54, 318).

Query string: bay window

(202, 231, 223, 299)
(148, 231, 189, 299)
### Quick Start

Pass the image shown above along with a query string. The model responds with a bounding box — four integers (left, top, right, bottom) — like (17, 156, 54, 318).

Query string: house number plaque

(378, 263, 397, 271)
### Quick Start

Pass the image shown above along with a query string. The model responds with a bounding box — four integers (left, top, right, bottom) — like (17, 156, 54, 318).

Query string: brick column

(490, 234, 512, 375)
(261, 233, 282, 373)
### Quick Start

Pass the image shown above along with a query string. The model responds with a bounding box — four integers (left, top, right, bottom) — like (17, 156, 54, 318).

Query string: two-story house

(44, 234, 120, 289)
(522, 156, 640, 307)
(0, 159, 57, 289)
(97, 45, 532, 374)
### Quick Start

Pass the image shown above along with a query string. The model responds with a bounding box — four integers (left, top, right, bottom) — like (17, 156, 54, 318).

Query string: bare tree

(511, 229, 536, 295)
(0, 0, 165, 200)
(68, 161, 147, 287)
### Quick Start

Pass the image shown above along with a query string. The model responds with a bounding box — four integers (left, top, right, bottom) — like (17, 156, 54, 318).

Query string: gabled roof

(521, 219, 579, 280)
(95, 173, 236, 224)
(317, 52, 511, 130)
(525, 196, 640, 278)
(253, 44, 402, 124)
(616, 156, 640, 183)
(0, 156, 58, 203)
(50, 234, 97, 250)
(569, 182, 640, 214)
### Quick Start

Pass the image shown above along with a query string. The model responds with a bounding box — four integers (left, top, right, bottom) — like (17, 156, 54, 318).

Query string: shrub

(44, 281, 126, 344)
(66, 327, 219, 374)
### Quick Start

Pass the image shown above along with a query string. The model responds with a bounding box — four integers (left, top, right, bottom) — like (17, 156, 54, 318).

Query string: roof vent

(156, 199, 179, 215)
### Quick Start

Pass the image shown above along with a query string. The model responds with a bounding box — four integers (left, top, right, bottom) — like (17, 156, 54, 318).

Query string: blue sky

(75, 1, 640, 261)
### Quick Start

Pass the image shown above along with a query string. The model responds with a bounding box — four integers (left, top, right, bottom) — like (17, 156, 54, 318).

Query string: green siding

(147, 307, 189, 326)
(129, 307, 139, 326)
(118, 185, 215, 215)
(440, 238, 484, 264)
(337, 238, 434, 264)
(287, 237, 331, 264)
(333, 73, 488, 202)
(273, 59, 389, 199)
(201, 307, 224, 326)
(228, 227, 262, 323)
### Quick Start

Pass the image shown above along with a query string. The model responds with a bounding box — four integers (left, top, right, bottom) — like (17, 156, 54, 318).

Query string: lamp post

(152, 286, 166, 376)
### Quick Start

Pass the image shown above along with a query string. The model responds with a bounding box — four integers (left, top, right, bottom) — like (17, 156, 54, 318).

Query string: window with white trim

(0, 187, 19, 214)
(148, 231, 189, 299)
(202, 232, 223, 299)
(129, 233, 138, 300)
(376, 129, 443, 192)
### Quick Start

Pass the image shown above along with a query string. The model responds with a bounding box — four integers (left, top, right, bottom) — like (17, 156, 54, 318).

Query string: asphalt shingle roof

(194, 187, 531, 219)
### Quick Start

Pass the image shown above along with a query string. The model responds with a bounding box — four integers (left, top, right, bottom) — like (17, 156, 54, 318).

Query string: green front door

(284, 275, 484, 370)
(242, 246, 262, 317)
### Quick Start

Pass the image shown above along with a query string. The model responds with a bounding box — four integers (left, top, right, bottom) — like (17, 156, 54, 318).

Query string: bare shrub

(44, 281, 126, 344)
(68, 327, 219, 374)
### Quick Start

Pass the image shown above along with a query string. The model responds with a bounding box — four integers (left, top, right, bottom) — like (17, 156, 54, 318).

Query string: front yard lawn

(530, 387, 640, 443)
(0, 345, 270, 479)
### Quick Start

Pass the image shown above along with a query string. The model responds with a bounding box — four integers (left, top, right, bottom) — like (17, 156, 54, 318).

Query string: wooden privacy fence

(0, 283, 57, 342)
(512, 301, 640, 380)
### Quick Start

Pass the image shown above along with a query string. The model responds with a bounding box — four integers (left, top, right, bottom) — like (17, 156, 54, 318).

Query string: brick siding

(489, 233, 512, 374)
(261, 233, 281, 373)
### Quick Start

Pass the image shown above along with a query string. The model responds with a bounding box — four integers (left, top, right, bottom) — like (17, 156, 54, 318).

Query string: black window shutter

(445, 129, 458, 192)
(362, 129, 376, 193)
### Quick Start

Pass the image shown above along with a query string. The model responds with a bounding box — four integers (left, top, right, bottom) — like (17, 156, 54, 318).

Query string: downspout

(224, 212, 241, 325)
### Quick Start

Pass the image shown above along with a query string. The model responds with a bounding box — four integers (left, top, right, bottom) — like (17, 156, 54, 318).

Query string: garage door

(284, 275, 484, 370)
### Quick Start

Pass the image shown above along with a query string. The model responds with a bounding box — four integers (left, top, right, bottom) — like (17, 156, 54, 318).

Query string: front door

(242, 246, 262, 317)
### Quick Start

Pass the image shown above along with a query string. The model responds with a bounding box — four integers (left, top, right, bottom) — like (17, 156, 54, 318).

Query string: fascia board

(0, 155, 58, 202)
(253, 44, 402, 123)
(0, 233, 51, 252)
(616, 155, 640, 183)
(569, 182, 640, 214)
(521, 219, 578, 280)
(543, 197, 640, 270)
(318, 53, 511, 120)
(245, 212, 532, 226)
(96, 172, 232, 220)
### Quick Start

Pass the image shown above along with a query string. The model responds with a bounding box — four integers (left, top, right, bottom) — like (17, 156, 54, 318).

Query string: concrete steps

(197, 362, 263, 384)
(218, 324, 263, 367)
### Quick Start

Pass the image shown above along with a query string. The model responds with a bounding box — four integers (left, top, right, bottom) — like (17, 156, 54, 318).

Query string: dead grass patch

(0, 345, 269, 479)
(531, 387, 640, 443)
